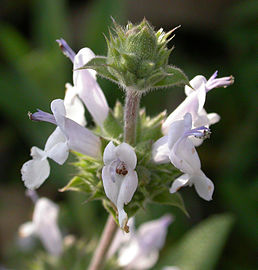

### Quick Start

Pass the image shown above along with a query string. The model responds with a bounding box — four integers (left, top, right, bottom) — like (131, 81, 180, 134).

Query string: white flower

(117, 215, 173, 270)
(64, 82, 86, 126)
(19, 197, 63, 256)
(57, 38, 109, 126)
(102, 142, 138, 230)
(21, 99, 101, 189)
(153, 113, 214, 201)
(162, 71, 233, 145)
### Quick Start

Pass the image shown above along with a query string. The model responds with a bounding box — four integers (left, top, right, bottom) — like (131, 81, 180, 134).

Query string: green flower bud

(81, 19, 189, 92)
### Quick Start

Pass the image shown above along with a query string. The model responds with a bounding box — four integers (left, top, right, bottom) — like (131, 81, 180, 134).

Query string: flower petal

(64, 83, 86, 126)
(19, 222, 36, 238)
(117, 170, 138, 206)
(170, 137, 201, 174)
(73, 48, 96, 78)
(44, 128, 69, 165)
(183, 112, 193, 131)
(117, 208, 128, 230)
(21, 154, 50, 190)
(126, 249, 159, 270)
(192, 172, 214, 201)
(207, 112, 220, 125)
(73, 48, 109, 126)
(162, 92, 199, 135)
(116, 170, 138, 228)
(196, 83, 207, 113)
(51, 99, 101, 159)
(152, 136, 170, 163)
(102, 165, 121, 205)
(167, 120, 185, 150)
(103, 141, 117, 165)
(185, 75, 207, 96)
(51, 99, 66, 130)
(64, 117, 101, 158)
(115, 143, 137, 170)
(169, 174, 190, 193)
(137, 214, 173, 251)
(33, 198, 63, 256)
(30, 146, 46, 160)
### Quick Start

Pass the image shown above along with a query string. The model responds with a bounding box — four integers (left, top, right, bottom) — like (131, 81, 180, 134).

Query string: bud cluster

(81, 19, 189, 92)
(106, 19, 171, 90)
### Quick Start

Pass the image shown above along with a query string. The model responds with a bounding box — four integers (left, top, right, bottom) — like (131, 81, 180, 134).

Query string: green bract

(61, 102, 188, 226)
(79, 19, 189, 92)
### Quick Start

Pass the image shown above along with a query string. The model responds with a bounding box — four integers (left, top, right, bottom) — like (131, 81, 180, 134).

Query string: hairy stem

(88, 215, 118, 270)
(88, 89, 141, 270)
(124, 90, 141, 145)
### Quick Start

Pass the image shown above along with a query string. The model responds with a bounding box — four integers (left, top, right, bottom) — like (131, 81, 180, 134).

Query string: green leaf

(139, 110, 166, 142)
(80, 56, 119, 84)
(102, 110, 123, 140)
(59, 176, 94, 194)
(102, 200, 118, 224)
(151, 188, 189, 216)
(113, 100, 124, 122)
(153, 65, 189, 89)
(159, 214, 234, 270)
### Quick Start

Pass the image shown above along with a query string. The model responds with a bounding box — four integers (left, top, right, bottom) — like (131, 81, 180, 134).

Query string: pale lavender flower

(19, 197, 63, 256)
(153, 113, 214, 201)
(57, 38, 109, 126)
(21, 99, 100, 189)
(162, 71, 233, 146)
(102, 142, 138, 230)
(117, 215, 173, 270)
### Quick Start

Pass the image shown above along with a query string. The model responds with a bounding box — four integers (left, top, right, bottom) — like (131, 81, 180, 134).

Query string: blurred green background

(0, 0, 257, 269)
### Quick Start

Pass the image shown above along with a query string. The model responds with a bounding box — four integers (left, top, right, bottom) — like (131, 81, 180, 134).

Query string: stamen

(184, 126, 211, 140)
(206, 71, 234, 91)
(194, 129, 211, 139)
(56, 38, 76, 63)
(29, 110, 56, 125)
(109, 159, 128, 182)
(115, 161, 128, 176)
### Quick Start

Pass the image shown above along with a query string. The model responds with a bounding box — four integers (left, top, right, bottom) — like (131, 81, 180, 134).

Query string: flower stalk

(88, 89, 141, 270)
(88, 215, 118, 270)
(124, 90, 141, 145)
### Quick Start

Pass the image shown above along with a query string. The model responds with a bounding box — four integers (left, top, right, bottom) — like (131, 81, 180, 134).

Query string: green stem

(88, 89, 141, 270)
(87, 215, 118, 270)
(124, 90, 141, 145)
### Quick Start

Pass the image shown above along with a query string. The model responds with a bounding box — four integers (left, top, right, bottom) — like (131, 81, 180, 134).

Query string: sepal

(153, 65, 189, 89)
(79, 56, 119, 84)
(101, 110, 123, 140)
(151, 187, 189, 216)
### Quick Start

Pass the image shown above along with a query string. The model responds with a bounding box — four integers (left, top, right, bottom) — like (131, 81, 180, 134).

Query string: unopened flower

(162, 71, 234, 145)
(21, 99, 100, 189)
(102, 142, 138, 230)
(117, 214, 173, 270)
(57, 38, 109, 126)
(153, 113, 214, 201)
(19, 197, 63, 256)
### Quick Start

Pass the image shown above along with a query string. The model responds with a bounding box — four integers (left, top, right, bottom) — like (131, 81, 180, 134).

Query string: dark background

(0, 0, 257, 269)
